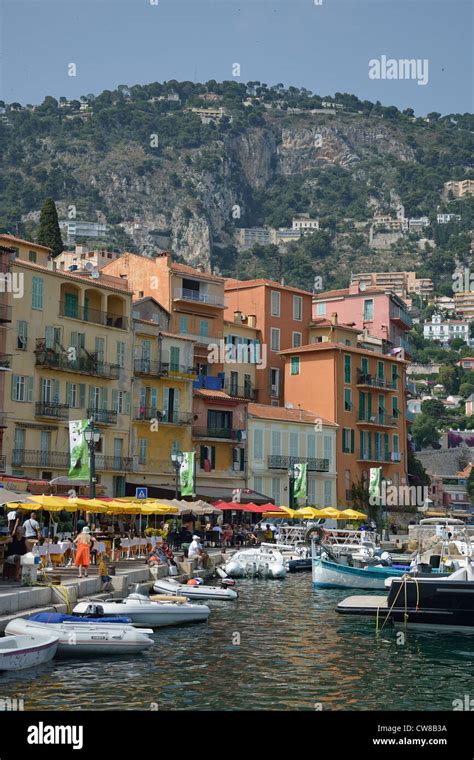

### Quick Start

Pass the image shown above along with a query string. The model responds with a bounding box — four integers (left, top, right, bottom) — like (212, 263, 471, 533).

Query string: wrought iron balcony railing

(173, 288, 226, 308)
(35, 401, 70, 420)
(357, 414, 397, 427)
(267, 455, 329, 472)
(356, 372, 395, 390)
(12, 449, 70, 468)
(87, 408, 118, 424)
(95, 455, 133, 471)
(59, 301, 128, 330)
(224, 380, 257, 400)
(35, 340, 120, 379)
(193, 427, 244, 440)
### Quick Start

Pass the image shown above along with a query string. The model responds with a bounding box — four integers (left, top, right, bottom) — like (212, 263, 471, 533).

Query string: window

(342, 428, 354, 453)
(179, 316, 188, 335)
(170, 346, 180, 372)
(293, 295, 302, 321)
(17, 321, 27, 350)
(117, 342, 125, 368)
(200, 445, 215, 471)
(113, 390, 126, 414)
(64, 292, 78, 319)
(270, 368, 280, 395)
(363, 299, 374, 321)
(45, 326, 61, 349)
(324, 435, 332, 467)
(289, 432, 298, 458)
(307, 433, 316, 459)
(11, 375, 33, 403)
(199, 320, 209, 337)
(392, 396, 399, 417)
(207, 409, 232, 431)
(28, 250, 37, 263)
(290, 356, 300, 375)
(138, 439, 148, 465)
(344, 354, 351, 383)
(344, 388, 352, 411)
(324, 480, 332, 507)
(361, 357, 368, 375)
(271, 477, 281, 504)
(316, 303, 326, 316)
(270, 328, 280, 352)
(271, 430, 281, 455)
(292, 332, 302, 348)
(391, 364, 398, 389)
(271, 291, 280, 317)
(377, 361, 384, 380)
(393, 434, 399, 454)
(308, 478, 316, 504)
(253, 476, 263, 493)
(32, 276, 44, 310)
(232, 447, 245, 472)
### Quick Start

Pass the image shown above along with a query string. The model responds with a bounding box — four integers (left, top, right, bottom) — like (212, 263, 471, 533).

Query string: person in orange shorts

(73, 526, 96, 578)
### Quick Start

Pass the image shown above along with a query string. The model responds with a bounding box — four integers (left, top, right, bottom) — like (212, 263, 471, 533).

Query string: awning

(213, 501, 284, 514)
(125, 480, 273, 505)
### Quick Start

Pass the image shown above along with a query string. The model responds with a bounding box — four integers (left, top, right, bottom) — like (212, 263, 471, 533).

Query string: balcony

(406, 410, 416, 423)
(87, 408, 118, 425)
(357, 451, 392, 463)
(398, 336, 412, 354)
(59, 301, 128, 330)
(356, 372, 395, 391)
(135, 406, 160, 421)
(12, 449, 69, 468)
(193, 427, 244, 440)
(159, 361, 197, 379)
(161, 411, 193, 425)
(134, 359, 161, 377)
(173, 288, 226, 309)
(95, 454, 133, 472)
(405, 380, 417, 395)
(357, 414, 397, 428)
(35, 340, 121, 379)
(390, 306, 412, 329)
(35, 401, 70, 420)
(224, 380, 257, 401)
(193, 374, 224, 392)
(267, 455, 329, 472)
(0, 304, 12, 323)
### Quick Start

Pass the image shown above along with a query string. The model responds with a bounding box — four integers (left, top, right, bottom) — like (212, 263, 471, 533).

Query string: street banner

(180, 452, 195, 497)
(293, 462, 307, 499)
(369, 467, 382, 504)
(68, 420, 90, 479)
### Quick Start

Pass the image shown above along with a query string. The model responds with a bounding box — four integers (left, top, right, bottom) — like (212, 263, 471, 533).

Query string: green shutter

(350, 429, 354, 453)
(170, 346, 180, 371)
(126, 392, 131, 415)
(66, 382, 71, 406)
(45, 326, 54, 349)
(53, 380, 59, 403)
(101, 387, 108, 410)
(211, 446, 216, 469)
(112, 389, 118, 412)
(79, 384, 86, 408)
(150, 387, 157, 413)
(27, 377, 33, 403)
(11, 375, 18, 401)
(88, 385, 95, 411)
(359, 392, 365, 419)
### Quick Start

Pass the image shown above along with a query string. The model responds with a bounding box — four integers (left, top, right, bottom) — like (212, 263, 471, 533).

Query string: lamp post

(171, 450, 184, 500)
(382, 478, 392, 541)
(84, 419, 101, 500)
(288, 465, 295, 509)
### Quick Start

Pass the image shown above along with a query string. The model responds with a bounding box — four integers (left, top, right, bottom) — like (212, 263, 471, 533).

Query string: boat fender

(187, 579, 199, 586)
(149, 595, 188, 604)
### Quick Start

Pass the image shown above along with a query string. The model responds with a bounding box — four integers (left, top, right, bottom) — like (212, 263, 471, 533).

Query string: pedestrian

(4, 527, 28, 581)
(188, 534, 209, 569)
(6, 507, 20, 535)
(73, 526, 96, 578)
(23, 511, 41, 551)
(98, 553, 114, 591)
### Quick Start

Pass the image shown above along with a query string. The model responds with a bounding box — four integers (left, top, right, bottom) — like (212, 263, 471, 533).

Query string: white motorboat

(5, 615, 154, 656)
(224, 547, 286, 579)
(153, 578, 238, 601)
(0, 634, 59, 670)
(73, 593, 211, 627)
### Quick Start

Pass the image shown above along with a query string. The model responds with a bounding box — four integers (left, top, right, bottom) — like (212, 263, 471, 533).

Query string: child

(98, 553, 113, 592)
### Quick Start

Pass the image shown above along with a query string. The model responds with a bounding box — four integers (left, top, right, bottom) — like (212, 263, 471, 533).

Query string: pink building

(313, 283, 412, 355)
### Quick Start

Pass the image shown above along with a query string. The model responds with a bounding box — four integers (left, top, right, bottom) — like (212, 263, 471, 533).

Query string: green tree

(37, 198, 63, 257)
(467, 467, 474, 501)
(421, 398, 446, 419)
(438, 364, 459, 394)
(407, 449, 430, 487)
(412, 415, 441, 449)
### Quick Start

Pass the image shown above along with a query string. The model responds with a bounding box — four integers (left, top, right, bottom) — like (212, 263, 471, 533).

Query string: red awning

(212, 501, 284, 513)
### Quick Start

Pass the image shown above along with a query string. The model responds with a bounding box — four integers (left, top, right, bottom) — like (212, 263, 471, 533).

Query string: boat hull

(5, 618, 154, 656)
(312, 557, 405, 590)
(153, 579, 237, 600)
(0, 634, 59, 670)
(73, 598, 211, 627)
(224, 549, 286, 579)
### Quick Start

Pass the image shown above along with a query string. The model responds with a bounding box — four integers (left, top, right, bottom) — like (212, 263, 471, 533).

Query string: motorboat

(73, 593, 211, 627)
(337, 562, 474, 632)
(0, 634, 59, 670)
(224, 547, 286, 579)
(5, 614, 154, 656)
(153, 578, 238, 601)
(312, 554, 407, 590)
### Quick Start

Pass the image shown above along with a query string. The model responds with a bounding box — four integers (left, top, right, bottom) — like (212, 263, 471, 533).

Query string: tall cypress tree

(37, 198, 63, 257)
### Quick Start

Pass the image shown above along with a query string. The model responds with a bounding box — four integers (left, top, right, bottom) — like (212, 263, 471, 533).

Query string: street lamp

(382, 478, 392, 541)
(171, 449, 184, 500)
(84, 419, 101, 500)
(287, 465, 295, 509)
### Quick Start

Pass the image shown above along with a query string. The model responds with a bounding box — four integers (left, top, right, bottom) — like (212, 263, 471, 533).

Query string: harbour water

(2, 575, 473, 711)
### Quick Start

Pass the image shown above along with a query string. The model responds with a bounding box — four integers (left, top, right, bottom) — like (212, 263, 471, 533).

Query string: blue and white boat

(312, 555, 407, 590)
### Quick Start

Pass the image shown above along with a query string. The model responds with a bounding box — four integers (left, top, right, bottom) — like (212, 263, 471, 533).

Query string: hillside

(1, 81, 473, 290)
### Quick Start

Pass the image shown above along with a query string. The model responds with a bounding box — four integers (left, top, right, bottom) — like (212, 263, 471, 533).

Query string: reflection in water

(1, 576, 472, 710)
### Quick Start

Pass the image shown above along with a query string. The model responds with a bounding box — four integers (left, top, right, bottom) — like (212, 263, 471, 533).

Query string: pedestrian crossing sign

(135, 487, 148, 500)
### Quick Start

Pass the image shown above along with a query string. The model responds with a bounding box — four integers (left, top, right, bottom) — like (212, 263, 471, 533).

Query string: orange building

(224, 278, 313, 405)
(102, 251, 226, 374)
(280, 343, 408, 505)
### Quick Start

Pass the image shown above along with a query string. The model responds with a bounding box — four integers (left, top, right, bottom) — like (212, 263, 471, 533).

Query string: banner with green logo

(293, 463, 307, 500)
(180, 452, 195, 497)
(68, 420, 90, 479)
(369, 467, 382, 504)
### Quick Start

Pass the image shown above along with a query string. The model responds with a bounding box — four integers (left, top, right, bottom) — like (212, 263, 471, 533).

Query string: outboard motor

(220, 578, 236, 588)
(82, 603, 105, 618)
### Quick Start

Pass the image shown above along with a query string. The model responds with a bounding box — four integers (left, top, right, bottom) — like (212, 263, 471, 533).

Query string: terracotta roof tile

(248, 403, 336, 427)
(279, 341, 408, 362)
(224, 278, 313, 296)
(0, 234, 52, 252)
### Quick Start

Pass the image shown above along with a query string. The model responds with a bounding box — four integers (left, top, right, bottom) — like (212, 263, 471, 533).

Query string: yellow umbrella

(279, 506, 298, 518)
(28, 495, 74, 509)
(294, 507, 324, 519)
(138, 502, 179, 515)
(314, 507, 346, 519)
(341, 508, 368, 520)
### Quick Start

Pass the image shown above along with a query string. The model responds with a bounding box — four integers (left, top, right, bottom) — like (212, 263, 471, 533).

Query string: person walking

(23, 511, 41, 551)
(73, 526, 96, 578)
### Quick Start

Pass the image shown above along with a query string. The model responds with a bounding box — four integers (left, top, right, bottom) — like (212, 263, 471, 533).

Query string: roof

(309, 318, 360, 332)
(248, 403, 336, 427)
(194, 388, 245, 402)
(132, 296, 170, 314)
(0, 234, 52, 253)
(313, 285, 404, 303)
(279, 341, 408, 362)
(12, 259, 131, 294)
(224, 278, 313, 297)
(170, 261, 224, 282)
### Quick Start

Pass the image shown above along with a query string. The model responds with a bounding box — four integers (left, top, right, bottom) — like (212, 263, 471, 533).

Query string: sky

(0, 0, 473, 115)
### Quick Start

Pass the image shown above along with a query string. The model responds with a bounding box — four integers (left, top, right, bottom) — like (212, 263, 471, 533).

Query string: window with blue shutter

(179, 317, 188, 335)
(344, 355, 351, 383)
(64, 293, 78, 319)
(32, 277, 44, 310)
(254, 429, 263, 460)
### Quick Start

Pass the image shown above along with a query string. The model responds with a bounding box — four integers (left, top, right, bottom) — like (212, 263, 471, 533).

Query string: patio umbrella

(28, 495, 74, 509)
(293, 507, 323, 519)
(0, 489, 37, 505)
(278, 506, 298, 518)
(313, 507, 346, 519)
(340, 508, 368, 520)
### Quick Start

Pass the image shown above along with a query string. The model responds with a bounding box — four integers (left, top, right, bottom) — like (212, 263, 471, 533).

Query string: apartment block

(423, 313, 472, 347)
(280, 343, 408, 505)
(224, 278, 313, 405)
(351, 271, 433, 301)
(443, 180, 474, 199)
(247, 404, 337, 508)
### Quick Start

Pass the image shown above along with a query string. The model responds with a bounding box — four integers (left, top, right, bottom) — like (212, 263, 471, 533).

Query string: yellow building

(4, 251, 134, 496)
(222, 312, 261, 400)
(129, 299, 197, 495)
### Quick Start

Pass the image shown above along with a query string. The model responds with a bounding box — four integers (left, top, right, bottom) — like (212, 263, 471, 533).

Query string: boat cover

(29, 613, 133, 625)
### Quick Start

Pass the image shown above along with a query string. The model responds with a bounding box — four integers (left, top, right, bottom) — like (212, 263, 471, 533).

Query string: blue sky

(1, 0, 472, 115)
